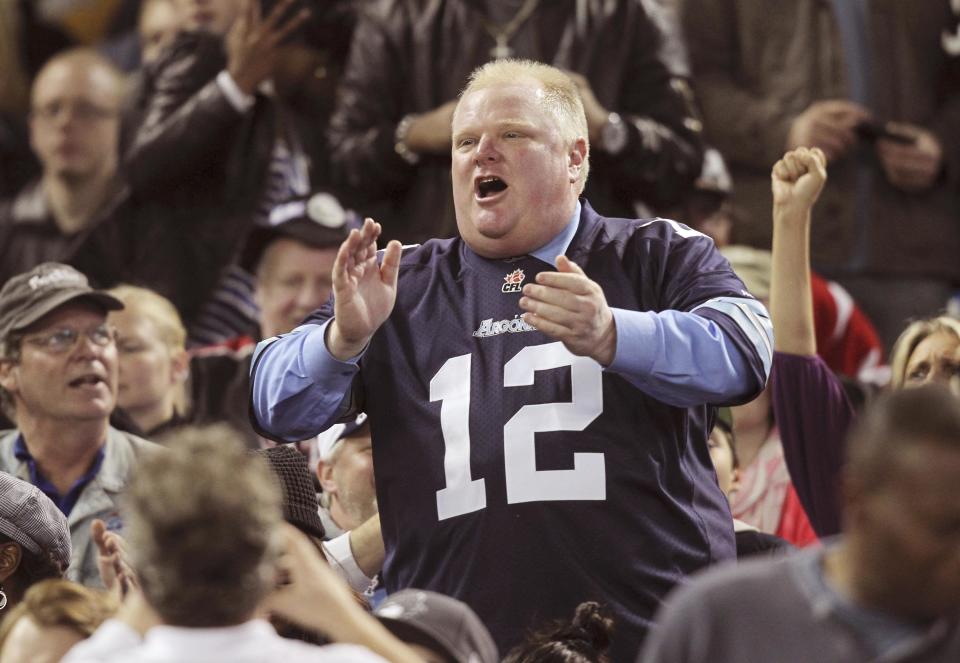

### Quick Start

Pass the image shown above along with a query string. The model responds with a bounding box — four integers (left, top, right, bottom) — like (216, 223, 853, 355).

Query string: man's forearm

(250, 322, 359, 442)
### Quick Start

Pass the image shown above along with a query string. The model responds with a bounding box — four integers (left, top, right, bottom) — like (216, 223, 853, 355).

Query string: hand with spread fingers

(327, 218, 403, 361)
(227, 0, 310, 95)
(520, 255, 617, 366)
(92, 518, 139, 603)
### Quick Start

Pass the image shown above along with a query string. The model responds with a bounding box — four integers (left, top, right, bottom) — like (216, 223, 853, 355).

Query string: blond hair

(889, 315, 960, 389)
(0, 579, 116, 649)
(108, 284, 190, 415)
(459, 59, 590, 193)
(124, 424, 282, 627)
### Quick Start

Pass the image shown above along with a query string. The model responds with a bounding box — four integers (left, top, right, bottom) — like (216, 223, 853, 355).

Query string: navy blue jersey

(303, 202, 761, 659)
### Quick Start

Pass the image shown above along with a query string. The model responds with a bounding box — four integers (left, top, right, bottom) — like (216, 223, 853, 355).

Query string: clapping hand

(520, 255, 617, 366)
(326, 219, 403, 360)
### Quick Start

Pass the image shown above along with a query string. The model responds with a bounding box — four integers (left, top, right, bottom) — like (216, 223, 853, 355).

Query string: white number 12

(429, 342, 605, 521)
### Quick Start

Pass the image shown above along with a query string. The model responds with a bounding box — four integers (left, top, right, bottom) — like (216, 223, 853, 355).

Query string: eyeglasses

(22, 324, 117, 354)
(31, 100, 118, 123)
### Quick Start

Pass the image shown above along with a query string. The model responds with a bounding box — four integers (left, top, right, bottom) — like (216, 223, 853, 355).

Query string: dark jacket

(66, 32, 273, 326)
(69, 26, 345, 327)
(683, 0, 960, 281)
(329, 0, 704, 244)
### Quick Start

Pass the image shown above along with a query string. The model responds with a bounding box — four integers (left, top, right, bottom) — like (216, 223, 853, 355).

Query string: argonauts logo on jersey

(502, 268, 525, 293)
(473, 314, 536, 338)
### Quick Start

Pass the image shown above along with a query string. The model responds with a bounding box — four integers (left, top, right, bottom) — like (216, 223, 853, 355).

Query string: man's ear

(568, 137, 588, 183)
(0, 359, 18, 395)
(0, 541, 22, 583)
(317, 460, 337, 495)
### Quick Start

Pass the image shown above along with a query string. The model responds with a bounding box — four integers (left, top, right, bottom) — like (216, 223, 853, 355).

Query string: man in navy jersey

(251, 59, 773, 660)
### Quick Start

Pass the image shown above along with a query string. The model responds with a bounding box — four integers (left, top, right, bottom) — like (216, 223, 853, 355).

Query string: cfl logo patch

(502, 268, 525, 293)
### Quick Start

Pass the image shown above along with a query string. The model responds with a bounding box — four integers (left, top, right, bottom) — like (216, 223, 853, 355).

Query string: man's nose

(475, 135, 500, 164)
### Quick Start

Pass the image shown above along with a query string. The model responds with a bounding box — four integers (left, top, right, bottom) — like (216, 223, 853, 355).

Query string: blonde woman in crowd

(107, 285, 189, 439)
(767, 147, 960, 537)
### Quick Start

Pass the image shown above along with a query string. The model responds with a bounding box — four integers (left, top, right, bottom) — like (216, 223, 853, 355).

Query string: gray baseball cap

(374, 589, 498, 663)
(0, 263, 123, 343)
(0, 473, 71, 574)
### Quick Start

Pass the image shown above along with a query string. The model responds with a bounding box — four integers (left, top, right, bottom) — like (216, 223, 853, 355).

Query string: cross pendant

(490, 37, 513, 59)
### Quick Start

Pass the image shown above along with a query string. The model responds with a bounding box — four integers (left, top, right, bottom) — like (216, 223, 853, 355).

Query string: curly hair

(502, 601, 615, 663)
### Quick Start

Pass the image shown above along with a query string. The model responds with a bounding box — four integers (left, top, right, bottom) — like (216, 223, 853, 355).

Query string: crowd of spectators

(0, 1, 959, 662)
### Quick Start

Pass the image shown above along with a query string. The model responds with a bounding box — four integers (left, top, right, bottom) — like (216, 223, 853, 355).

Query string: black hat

(0, 263, 123, 345)
(252, 445, 326, 540)
(374, 590, 499, 663)
(241, 192, 355, 271)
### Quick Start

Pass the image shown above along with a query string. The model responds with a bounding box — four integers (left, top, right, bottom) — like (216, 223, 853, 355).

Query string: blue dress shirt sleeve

(250, 321, 362, 442)
(607, 296, 773, 407)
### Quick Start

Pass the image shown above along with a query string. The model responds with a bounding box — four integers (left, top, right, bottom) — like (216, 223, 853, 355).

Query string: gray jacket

(0, 427, 158, 587)
(639, 546, 960, 663)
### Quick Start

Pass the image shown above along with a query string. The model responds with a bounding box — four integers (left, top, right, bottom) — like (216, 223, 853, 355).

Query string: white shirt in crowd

(62, 618, 389, 663)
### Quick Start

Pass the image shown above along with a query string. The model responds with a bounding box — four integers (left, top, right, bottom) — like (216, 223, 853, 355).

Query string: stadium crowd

(0, 1, 958, 662)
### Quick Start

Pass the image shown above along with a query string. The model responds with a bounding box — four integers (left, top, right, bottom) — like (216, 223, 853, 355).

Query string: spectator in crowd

(639, 383, 960, 663)
(682, 0, 960, 350)
(107, 285, 190, 439)
(253, 444, 384, 598)
(0, 579, 116, 663)
(329, 0, 704, 244)
(190, 203, 348, 446)
(61, 424, 422, 663)
(888, 317, 960, 390)
(0, 474, 72, 613)
(706, 419, 793, 559)
(316, 414, 377, 539)
(69, 0, 356, 347)
(767, 147, 960, 539)
(374, 589, 499, 663)
(0, 49, 123, 286)
(501, 601, 613, 663)
(137, 0, 182, 66)
(252, 59, 772, 658)
(0, 262, 158, 587)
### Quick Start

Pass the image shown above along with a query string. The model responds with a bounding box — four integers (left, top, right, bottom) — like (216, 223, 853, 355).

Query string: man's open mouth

(69, 375, 105, 388)
(476, 176, 508, 199)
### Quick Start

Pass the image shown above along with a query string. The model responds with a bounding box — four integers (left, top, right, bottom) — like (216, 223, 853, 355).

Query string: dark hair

(711, 420, 739, 470)
(847, 383, 960, 491)
(502, 602, 614, 663)
(0, 533, 65, 585)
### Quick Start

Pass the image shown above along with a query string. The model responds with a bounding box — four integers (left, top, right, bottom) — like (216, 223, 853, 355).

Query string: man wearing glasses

(0, 49, 124, 286)
(0, 263, 158, 588)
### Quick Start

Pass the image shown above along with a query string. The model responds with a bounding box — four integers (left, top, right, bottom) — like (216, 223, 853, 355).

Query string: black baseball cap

(241, 192, 355, 271)
(374, 590, 499, 663)
(0, 263, 123, 344)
